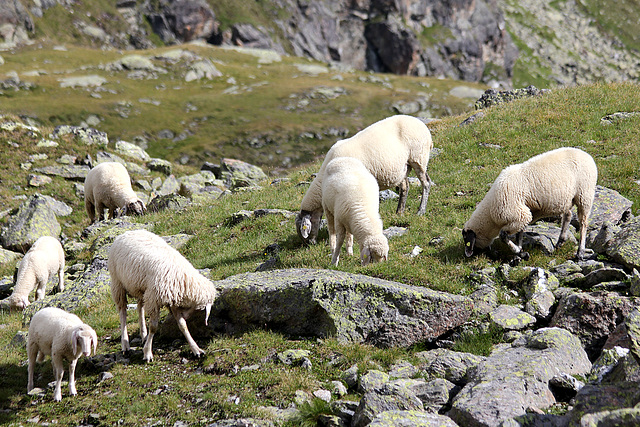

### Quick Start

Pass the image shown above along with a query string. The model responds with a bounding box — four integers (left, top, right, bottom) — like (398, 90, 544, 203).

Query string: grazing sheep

(27, 307, 97, 401)
(4, 236, 65, 310)
(296, 114, 434, 245)
(84, 162, 146, 223)
(108, 229, 217, 362)
(322, 157, 389, 266)
(462, 147, 598, 260)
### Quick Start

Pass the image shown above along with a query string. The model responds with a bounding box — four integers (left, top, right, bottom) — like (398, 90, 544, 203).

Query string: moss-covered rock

(0, 194, 61, 253)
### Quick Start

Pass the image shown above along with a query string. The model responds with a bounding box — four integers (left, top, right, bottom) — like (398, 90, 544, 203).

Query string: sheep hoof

(519, 251, 530, 261)
(509, 256, 523, 267)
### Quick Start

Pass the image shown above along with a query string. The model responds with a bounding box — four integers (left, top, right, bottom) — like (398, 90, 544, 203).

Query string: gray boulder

(51, 125, 108, 147)
(352, 380, 424, 427)
(368, 411, 459, 427)
(606, 216, 640, 270)
(220, 158, 267, 189)
(448, 328, 591, 426)
(165, 269, 473, 348)
(415, 348, 485, 386)
(32, 164, 90, 181)
(0, 194, 61, 253)
(550, 291, 638, 359)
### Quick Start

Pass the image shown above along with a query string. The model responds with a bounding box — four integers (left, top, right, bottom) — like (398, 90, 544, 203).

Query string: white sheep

(84, 162, 146, 223)
(27, 307, 97, 401)
(108, 229, 217, 362)
(322, 157, 389, 266)
(296, 114, 434, 245)
(462, 147, 598, 260)
(4, 236, 65, 310)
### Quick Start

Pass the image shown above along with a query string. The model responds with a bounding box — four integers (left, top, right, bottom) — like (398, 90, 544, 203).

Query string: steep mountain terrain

(1, 0, 638, 89)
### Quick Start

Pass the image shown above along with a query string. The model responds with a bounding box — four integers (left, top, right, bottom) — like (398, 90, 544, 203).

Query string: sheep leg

(58, 265, 64, 293)
(35, 278, 47, 301)
(556, 211, 572, 250)
(170, 307, 205, 357)
(309, 209, 323, 245)
(68, 358, 77, 396)
(142, 307, 159, 362)
(332, 224, 347, 266)
(325, 210, 336, 254)
(411, 162, 434, 215)
(137, 300, 147, 343)
(346, 232, 354, 256)
(27, 343, 38, 392)
(396, 177, 409, 214)
(575, 208, 589, 260)
(52, 354, 64, 401)
(118, 303, 130, 352)
(85, 200, 96, 223)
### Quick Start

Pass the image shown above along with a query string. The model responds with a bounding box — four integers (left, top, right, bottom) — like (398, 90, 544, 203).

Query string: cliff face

(1, 0, 639, 88)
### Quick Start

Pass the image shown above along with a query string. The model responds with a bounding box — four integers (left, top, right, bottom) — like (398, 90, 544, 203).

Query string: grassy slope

(0, 81, 637, 425)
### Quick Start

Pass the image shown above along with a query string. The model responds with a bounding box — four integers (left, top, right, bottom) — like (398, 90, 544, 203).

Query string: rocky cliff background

(1, 0, 638, 89)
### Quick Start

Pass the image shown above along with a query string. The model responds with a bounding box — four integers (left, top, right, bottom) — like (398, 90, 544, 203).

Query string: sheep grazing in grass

(322, 157, 389, 266)
(108, 229, 217, 362)
(84, 162, 146, 223)
(462, 147, 598, 261)
(296, 114, 434, 245)
(3, 236, 65, 310)
(27, 307, 97, 401)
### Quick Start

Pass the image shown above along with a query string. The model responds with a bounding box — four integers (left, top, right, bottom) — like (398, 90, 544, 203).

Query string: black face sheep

(2, 236, 65, 310)
(27, 307, 98, 401)
(321, 157, 389, 266)
(296, 114, 434, 245)
(462, 147, 598, 260)
(108, 229, 217, 362)
(84, 161, 147, 223)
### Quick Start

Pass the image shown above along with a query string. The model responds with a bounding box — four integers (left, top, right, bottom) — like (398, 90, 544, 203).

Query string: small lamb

(463, 147, 598, 260)
(4, 236, 65, 310)
(84, 162, 146, 223)
(109, 229, 218, 362)
(27, 307, 97, 401)
(297, 114, 434, 245)
(322, 157, 389, 266)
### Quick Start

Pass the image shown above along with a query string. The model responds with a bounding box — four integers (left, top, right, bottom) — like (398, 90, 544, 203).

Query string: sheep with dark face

(84, 162, 146, 223)
(27, 307, 97, 401)
(463, 147, 598, 260)
(296, 115, 434, 245)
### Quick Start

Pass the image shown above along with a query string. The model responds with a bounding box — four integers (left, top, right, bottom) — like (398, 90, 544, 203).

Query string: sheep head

(6, 295, 29, 310)
(361, 235, 389, 266)
(296, 212, 313, 240)
(72, 325, 98, 357)
(462, 228, 476, 257)
(123, 200, 147, 217)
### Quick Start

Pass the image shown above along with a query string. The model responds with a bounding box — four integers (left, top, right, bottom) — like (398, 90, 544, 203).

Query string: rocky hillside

(1, 83, 640, 426)
(1, 0, 639, 88)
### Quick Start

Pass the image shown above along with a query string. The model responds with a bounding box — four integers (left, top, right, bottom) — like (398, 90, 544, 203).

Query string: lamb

(3, 236, 65, 310)
(27, 307, 98, 401)
(84, 161, 146, 223)
(108, 229, 217, 362)
(296, 114, 434, 245)
(322, 157, 389, 266)
(462, 147, 598, 261)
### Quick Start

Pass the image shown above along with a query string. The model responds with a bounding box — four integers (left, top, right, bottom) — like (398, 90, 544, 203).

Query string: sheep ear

(72, 329, 79, 355)
(91, 329, 98, 356)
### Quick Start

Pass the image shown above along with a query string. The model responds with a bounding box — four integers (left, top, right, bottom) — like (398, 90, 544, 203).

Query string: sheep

(462, 147, 598, 261)
(3, 236, 65, 310)
(84, 162, 146, 223)
(108, 229, 217, 362)
(27, 307, 98, 401)
(296, 114, 434, 245)
(322, 157, 389, 266)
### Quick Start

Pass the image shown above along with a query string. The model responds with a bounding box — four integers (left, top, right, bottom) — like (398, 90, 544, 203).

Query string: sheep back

(84, 162, 145, 222)
(8, 236, 64, 309)
(322, 157, 388, 263)
(464, 147, 597, 250)
(108, 230, 217, 311)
